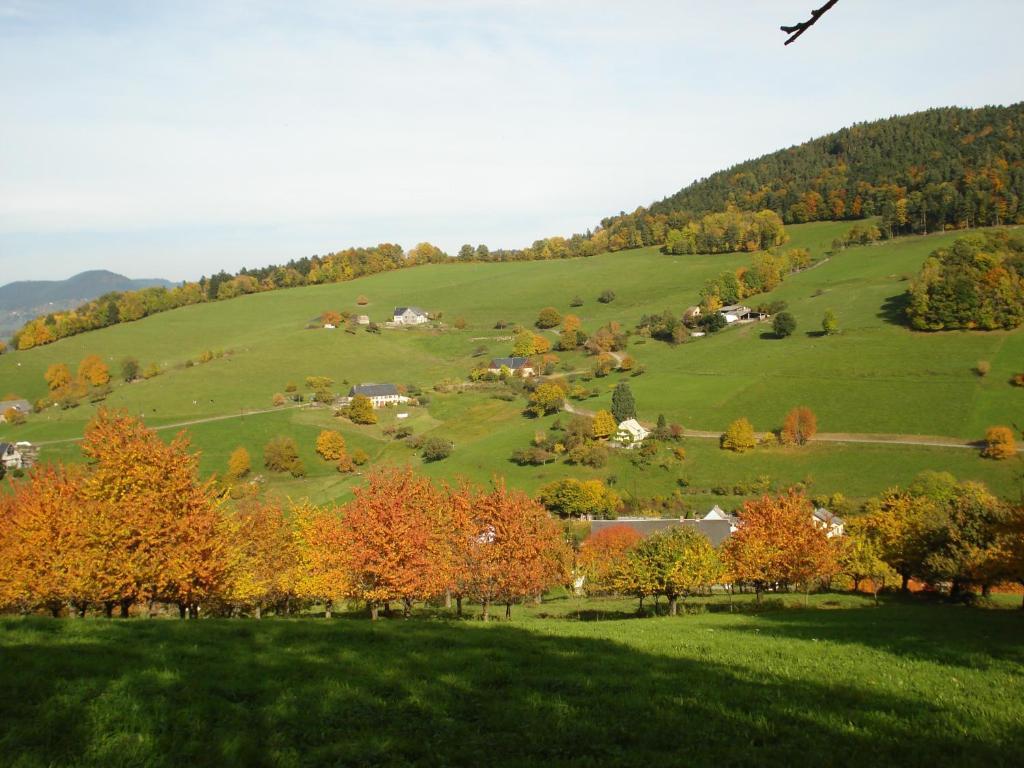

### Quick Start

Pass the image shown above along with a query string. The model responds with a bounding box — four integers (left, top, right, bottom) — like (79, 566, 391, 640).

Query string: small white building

(346, 384, 410, 408)
(356, 315, 370, 326)
(812, 508, 845, 538)
(615, 418, 650, 448)
(487, 357, 535, 377)
(323, 323, 336, 330)
(0, 442, 23, 470)
(703, 505, 741, 532)
(393, 306, 429, 325)
(0, 399, 32, 422)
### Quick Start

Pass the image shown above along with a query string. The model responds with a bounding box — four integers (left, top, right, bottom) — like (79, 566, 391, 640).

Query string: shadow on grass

(2, 610, 1022, 767)
(878, 293, 911, 325)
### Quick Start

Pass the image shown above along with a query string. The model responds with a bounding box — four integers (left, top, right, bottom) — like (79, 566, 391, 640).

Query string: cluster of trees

(721, 407, 818, 452)
(699, 249, 811, 313)
(905, 232, 1024, 331)
(662, 208, 787, 254)
(0, 411, 570, 620)
(853, 472, 1024, 599)
(581, 491, 840, 612)
(36, 355, 114, 411)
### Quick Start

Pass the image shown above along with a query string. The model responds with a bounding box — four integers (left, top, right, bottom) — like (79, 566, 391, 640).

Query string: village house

(683, 305, 702, 324)
(812, 508, 845, 538)
(0, 442, 23, 471)
(356, 315, 370, 325)
(487, 356, 535, 377)
(392, 306, 429, 325)
(615, 418, 650, 448)
(718, 304, 769, 324)
(0, 399, 32, 422)
(346, 383, 410, 408)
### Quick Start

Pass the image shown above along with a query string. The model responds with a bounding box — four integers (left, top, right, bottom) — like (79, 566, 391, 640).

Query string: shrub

(316, 430, 347, 461)
(721, 418, 756, 453)
(821, 309, 839, 335)
(121, 357, 140, 382)
(351, 448, 369, 466)
(1012, 373, 1024, 387)
(598, 290, 616, 304)
(976, 360, 991, 377)
(272, 393, 286, 407)
(3, 408, 25, 425)
(511, 447, 556, 466)
(142, 363, 161, 379)
(421, 437, 453, 462)
(536, 307, 561, 329)
(698, 313, 726, 333)
(569, 296, 583, 307)
(773, 312, 796, 338)
(356, 295, 369, 305)
(264, 436, 302, 473)
(453, 317, 467, 329)
(982, 426, 1017, 460)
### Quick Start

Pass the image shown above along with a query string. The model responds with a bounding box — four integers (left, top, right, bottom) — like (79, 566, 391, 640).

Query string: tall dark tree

(611, 381, 636, 424)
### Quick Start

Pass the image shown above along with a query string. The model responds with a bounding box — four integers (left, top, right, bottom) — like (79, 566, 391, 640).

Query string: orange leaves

(723, 490, 836, 595)
(578, 524, 641, 593)
(780, 407, 818, 446)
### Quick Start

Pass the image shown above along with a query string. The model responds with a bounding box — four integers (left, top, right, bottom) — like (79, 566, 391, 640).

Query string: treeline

(580, 472, 1024, 610)
(0, 410, 568, 620)
(662, 209, 787, 254)
(906, 231, 1024, 331)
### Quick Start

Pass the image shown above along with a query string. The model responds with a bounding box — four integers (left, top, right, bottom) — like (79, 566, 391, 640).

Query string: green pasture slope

(1, 221, 1022, 504)
(1, 595, 1023, 767)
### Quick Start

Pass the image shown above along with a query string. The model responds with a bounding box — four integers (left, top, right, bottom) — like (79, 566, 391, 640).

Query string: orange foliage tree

(722, 490, 837, 602)
(77, 355, 110, 387)
(577, 524, 642, 595)
(291, 502, 350, 618)
(224, 500, 298, 618)
(780, 406, 817, 446)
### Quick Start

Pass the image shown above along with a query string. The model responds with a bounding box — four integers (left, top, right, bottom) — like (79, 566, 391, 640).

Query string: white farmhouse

(392, 307, 429, 325)
(615, 418, 650, 449)
(487, 357, 535, 377)
(812, 508, 845, 538)
(347, 384, 410, 408)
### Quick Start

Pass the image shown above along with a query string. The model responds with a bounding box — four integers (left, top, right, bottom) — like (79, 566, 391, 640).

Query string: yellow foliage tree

(592, 410, 617, 439)
(721, 418, 756, 453)
(44, 363, 72, 392)
(316, 430, 347, 461)
(77, 355, 110, 387)
(982, 426, 1017, 460)
(226, 447, 251, 481)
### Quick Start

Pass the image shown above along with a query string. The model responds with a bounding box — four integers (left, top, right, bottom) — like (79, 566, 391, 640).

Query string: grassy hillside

(2, 222, 1021, 505)
(2, 595, 1023, 767)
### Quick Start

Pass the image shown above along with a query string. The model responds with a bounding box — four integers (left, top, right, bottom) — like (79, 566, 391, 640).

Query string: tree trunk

(189, 604, 198, 620)
(369, 603, 378, 621)
(982, 583, 992, 598)
(403, 597, 412, 618)
(74, 601, 88, 619)
(444, 590, 452, 609)
(324, 600, 332, 619)
(481, 599, 490, 622)
(104, 601, 115, 619)
(900, 573, 910, 593)
(505, 602, 512, 619)
(873, 587, 880, 607)
(178, 603, 187, 619)
(534, 592, 542, 605)
(638, 596, 644, 614)
(384, 602, 392, 617)
(755, 586, 762, 605)
(668, 596, 678, 616)
(456, 596, 463, 618)
(852, 577, 861, 592)
(48, 602, 62, 618)
(119, 598, 133, 618)
(255, 605, 262, 620)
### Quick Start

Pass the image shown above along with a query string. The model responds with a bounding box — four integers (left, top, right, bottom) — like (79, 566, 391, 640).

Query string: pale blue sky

(1, 0, 1022, 282)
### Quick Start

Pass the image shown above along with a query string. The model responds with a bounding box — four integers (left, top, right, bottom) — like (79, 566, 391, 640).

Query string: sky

(1, 0, 1022, 284)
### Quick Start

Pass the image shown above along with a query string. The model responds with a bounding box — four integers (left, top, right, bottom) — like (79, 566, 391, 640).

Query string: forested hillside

(607, 103, 1024, 244)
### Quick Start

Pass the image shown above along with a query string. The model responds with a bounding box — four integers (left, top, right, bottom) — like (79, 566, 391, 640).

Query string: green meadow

(2, 595, 1023, 767)
(2, 222, 1022, 505)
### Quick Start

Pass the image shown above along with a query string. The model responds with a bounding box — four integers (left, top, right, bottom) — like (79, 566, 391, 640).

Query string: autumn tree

(838, 532, 894, 605)
(536, 307, 561, 328)
(264, 435, 304, 476)
(121, 357, 140, 382)
(457, 479, 569, 620)
(982, 426, 1017, 460)
(320, 310, 342, 327)
(780, 406, 818, 446)
(723, 490, 836, 602)
(224, 500, 298, 618)
(341, 468, 449, 619)
(291, 503, 350, 617)
(822, 309, 839, 335)
(527, 382, 565, 417)
(629, 527, 725, 615)
(592, 409, 617, 439)
(855, 488, 936, 592)
(316, 430, 347, 461)
(537, 478, 621, 519)
(77, 355, 110, 387)
(44, 363, 72, 392)
(348, 395, 377, 425)
(226, 446, 251, 481)
(721, 417, 756, 452)
(577, 525, 642, 595)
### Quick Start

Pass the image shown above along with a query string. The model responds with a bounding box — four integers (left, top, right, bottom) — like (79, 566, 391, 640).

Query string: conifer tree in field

(611, 381, 636, 423)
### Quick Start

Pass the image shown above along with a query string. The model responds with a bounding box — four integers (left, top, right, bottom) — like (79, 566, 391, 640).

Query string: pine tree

(611, 382, 636, 423)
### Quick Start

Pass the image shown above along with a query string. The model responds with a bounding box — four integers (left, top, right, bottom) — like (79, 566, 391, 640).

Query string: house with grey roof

(812, 508, 845, 538)
(590, 513, 735, 548)
(392, 307, 429, 325)
(0, 399, 31, 422)
(346, 383, 410, 408)
(487, 357, 535, 377)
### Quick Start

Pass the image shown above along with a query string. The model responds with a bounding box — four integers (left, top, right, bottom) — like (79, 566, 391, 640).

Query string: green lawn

(2, 222, 1021, 506)
(2, 596, 1023, 767)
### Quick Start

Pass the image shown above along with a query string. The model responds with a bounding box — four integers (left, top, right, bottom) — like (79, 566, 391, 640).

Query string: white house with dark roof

(392, 307, 429, 325)
(812, 508, 845, 538)
(0, 442, 23, 470)
(346, 383, 410, 408)
(487, 356, 535, 377)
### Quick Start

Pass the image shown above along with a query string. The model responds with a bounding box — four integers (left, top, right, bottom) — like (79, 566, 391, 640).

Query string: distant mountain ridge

(0, 270, 173, 314)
